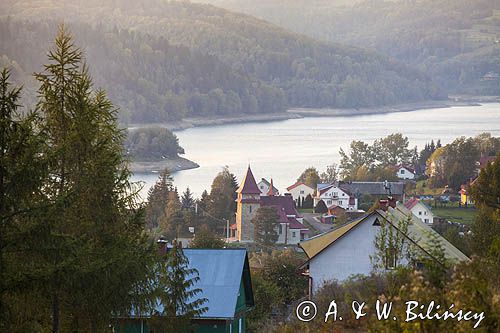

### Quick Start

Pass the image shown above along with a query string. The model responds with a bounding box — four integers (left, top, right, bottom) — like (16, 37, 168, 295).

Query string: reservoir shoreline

(128, 99, 494, 132)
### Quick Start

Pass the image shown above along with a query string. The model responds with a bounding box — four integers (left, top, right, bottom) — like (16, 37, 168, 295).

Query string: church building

(234, 166, 309, 244)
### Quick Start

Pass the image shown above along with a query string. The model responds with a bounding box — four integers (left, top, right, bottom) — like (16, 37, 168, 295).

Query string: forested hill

(0, 0, 441, 124)
(191, 0, 500, 96)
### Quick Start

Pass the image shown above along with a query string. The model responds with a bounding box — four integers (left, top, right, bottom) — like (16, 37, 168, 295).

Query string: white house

(257, 178, 279, 196)
(299, 203, 468, 295)
(396, 165, 416, 180)
(286, 181, 314, 205)
(404, 198, 434, 224)
(314, 183, 358, 211)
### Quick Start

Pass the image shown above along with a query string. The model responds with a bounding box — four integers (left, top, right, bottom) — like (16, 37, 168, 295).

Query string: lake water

(131, 103, 500, 199)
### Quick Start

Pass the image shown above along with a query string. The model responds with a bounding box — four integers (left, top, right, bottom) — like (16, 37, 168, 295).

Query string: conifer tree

(181, 187, 195, 210)
(150, 241, 207, 332)
(0, 68, 47, 329)
(145, 168, 174, 229)
(34, 25, 153, 332)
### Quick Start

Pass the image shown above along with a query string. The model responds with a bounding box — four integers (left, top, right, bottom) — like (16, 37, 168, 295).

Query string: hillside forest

(0, 0, 442, 124)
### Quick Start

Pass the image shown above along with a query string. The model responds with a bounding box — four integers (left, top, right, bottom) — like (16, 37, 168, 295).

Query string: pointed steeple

(267, 178, 276, 196)
(236, 165, 261, 194)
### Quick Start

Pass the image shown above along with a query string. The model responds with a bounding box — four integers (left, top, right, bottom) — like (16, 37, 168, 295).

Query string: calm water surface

(132, 104, 500, 199)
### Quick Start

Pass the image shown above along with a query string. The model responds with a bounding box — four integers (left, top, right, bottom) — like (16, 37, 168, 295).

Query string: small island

(125, 127, 199, 173)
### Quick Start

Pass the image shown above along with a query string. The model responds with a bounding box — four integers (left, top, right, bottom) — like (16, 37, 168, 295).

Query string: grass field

(432, 205, 477, 225)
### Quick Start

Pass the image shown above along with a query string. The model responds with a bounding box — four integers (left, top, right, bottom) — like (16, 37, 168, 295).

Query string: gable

(320, 186, 349, 198)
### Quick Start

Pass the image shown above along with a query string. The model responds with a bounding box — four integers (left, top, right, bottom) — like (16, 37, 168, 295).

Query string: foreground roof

(299, 204, 468, 264)
(149, 249, 254, 320)
(183, 249, 254, 319)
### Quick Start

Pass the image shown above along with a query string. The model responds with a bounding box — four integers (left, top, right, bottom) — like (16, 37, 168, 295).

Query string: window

(292, 231, 296, 238)
(418, 211, 422, 215)
(424, 219, 429, 223)
(279, 224, 283, 234)
(401, 169, 405, 174)
(300, 190, 304, 194)
(338, 200, 342, 205)
(249, 206, 252, 213)
(333, 192, 338, 197)
(385, 248, 397, 270)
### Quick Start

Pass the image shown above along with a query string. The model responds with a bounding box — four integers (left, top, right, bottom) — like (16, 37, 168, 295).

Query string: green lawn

(432, 206, 477, 225)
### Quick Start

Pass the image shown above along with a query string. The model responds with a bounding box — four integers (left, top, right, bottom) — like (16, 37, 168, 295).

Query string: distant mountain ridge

(190, 0, 500, 96)
(0, 0, 442, 124)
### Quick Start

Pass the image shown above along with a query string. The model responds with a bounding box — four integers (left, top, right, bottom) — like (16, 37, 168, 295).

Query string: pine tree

(150, 241, 207, 332)
(161, 189, 184, 239)
(181, 187, 195, 210)
(0, 68, 47, 329)
(33, 25, 153, 332)
(145, 168, 174, 229)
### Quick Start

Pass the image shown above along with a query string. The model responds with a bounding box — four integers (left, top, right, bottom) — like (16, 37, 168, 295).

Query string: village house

(234, 166, 309, 244)
(299, 202, 468, 295)
(313, 183, 358, 210)
(314, 180, 406, 212)
(404, 198, 434, 224)
(257, 178, 279, 196)
(395, 165, 416, 180)
(286, 181, 315, 206)
(459, 183, 475, 207)
(115, 248, 254, 333)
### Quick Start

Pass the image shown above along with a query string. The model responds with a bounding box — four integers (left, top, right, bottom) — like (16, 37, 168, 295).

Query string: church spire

(267, 178, 276, 196)
(236, 165, 261, 194)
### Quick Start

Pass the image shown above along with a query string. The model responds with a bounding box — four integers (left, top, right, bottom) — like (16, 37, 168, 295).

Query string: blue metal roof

(185, 249, 247, 319)
(153, 248, 252, 320)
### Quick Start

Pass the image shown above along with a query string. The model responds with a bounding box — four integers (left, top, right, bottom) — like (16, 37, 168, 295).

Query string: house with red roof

(404, 198, 434, 224)
(234, 166, 309, 244)
(286, 181, 315, 206)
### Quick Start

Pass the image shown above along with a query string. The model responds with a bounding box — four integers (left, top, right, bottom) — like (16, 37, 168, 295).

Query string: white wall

(277, 223, 303, 244)
(316, 186, 357, 210)
(411, 202, 434, 224)
(397, 167, 415, 180)
(288, 184, 314, 203)
(309, 214, 378, 293)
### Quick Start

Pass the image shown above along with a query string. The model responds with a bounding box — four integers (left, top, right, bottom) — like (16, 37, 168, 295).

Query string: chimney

(157, 236, 168, 256)
(388, 196, 397, 208)
(379, 199, 389, 211)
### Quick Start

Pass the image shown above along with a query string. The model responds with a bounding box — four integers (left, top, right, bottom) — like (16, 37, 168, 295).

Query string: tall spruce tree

(34, 25, 153, 332)
(145, 168, 174, 229)
(0, 68, 47, 329)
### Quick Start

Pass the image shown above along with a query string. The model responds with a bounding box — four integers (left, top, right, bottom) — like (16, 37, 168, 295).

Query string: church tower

(236, 166, 261, 242)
